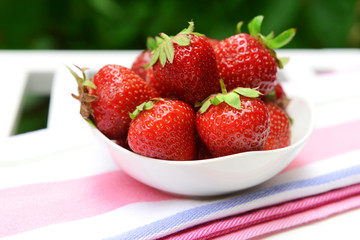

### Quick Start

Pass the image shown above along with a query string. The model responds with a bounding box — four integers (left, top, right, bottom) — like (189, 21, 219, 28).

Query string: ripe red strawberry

(206, 37, 220, 49)
(131, 49, 153, 80)
(150, 21, 220, 106)
(115, 138, 131, 151)
(131, 38, 171, 97)
(195, 136, 214, 160)
(195, 82, 270, 157)
(145, 67, 171, 97)
(128, 99, 196, 161)
(131, 37, 158, 80)
(69, 64, 159, 140)
(214, 16, 296, 95)
(263, 102, 291, 150)
(263, 81, 290, 110)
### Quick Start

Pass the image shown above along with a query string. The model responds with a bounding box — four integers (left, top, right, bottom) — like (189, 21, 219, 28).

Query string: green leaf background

(0, 0, 359, 49)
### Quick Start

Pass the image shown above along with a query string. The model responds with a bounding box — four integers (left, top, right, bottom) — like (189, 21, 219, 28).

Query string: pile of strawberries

(70, 16, 296, 161)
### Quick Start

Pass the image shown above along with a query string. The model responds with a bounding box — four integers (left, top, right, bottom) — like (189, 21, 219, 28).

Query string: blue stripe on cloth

(105, 164, 360, 240)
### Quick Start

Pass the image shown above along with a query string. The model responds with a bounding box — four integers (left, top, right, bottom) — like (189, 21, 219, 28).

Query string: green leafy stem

(196, 79, 262, 113)
(238, 15, 296, 68)
(148, 21, 203, 67)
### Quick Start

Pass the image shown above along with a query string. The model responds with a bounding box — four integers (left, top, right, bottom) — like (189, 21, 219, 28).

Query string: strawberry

(131, 37, 158, 80)
(263, 102, 291, 150)
(195, 136, 214, 160)
(128, 99, 196, 161)
(214, 16, 296, 95)
(131, 49, 153, 80)
(195, 80, 270, 157)
(69, 64, 159, 140)
(206, 37, 220, 49)
(150, 21, 220, 106)
(115, 138, 131, 151)
(131, 37, 171, 97)
(145, 67, 170, 97)
(273, 81, 287, 102)
(264, 81, 290, 110)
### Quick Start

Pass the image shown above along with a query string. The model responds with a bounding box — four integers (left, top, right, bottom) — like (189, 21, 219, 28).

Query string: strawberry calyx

(196, 79, 262, 114)
(237, 15, 296, 68)
(148, 21, 204, 67)
(129, 98, 166, 120)
(67, 65, 98, 120)
(146, 36, 161, 51)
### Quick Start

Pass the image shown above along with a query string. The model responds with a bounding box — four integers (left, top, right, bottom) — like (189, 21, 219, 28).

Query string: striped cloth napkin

(1, 68, 360, 239)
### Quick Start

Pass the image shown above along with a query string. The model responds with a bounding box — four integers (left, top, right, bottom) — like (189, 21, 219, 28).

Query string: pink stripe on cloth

(163, 184, 360, 240)
(0, 171, 175, 238)
(216, 194, 360, 240)
(284, 119, 360, 172)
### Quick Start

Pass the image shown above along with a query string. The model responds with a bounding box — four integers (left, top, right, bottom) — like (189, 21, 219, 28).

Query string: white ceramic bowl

(90, 96, 314, 196)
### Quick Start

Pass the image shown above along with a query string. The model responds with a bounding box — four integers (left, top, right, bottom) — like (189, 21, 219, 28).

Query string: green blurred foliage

(0, 0, 359, 50)
(14, 94, 50, 135)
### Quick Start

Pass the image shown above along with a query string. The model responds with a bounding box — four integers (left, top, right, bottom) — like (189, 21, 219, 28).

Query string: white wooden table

(1, 49, 360, 239)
